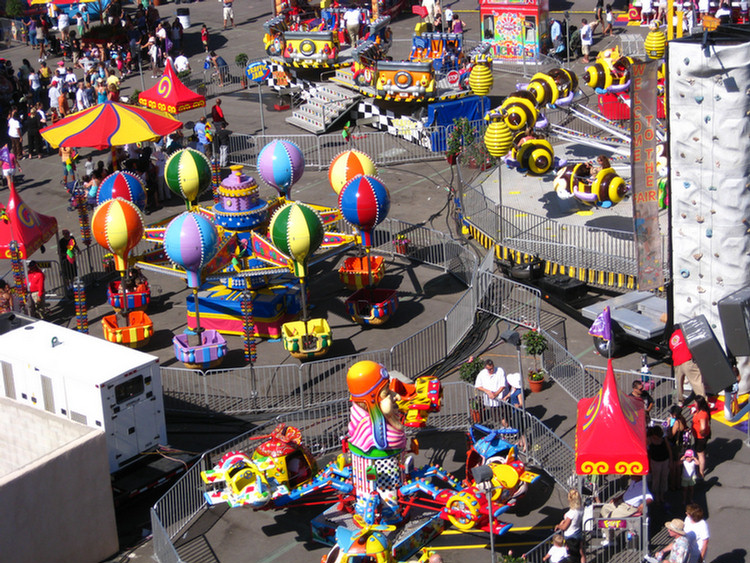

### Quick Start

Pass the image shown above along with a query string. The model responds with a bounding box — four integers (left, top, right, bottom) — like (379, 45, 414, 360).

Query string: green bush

(459, 356, 484, 384)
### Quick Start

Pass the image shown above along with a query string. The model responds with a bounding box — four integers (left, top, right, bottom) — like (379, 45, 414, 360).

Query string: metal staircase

(285, 83, 361, 134)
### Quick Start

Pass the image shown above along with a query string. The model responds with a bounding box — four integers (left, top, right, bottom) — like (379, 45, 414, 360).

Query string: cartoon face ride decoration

(346, 360, 407, 524)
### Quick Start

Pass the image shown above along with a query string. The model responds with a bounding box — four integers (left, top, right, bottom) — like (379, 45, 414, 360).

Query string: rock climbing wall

(668, 35, 750, 343)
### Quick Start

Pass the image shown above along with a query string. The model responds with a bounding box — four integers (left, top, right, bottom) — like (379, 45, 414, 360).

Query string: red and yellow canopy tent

(576, 359, 649, 476)
(138, 58, 205, 115)
(0, 181, 58, 260)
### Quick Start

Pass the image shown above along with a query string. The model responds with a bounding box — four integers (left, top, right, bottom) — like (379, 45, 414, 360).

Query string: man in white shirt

(64, 67, 78, 91)
(48, 80, 61, 111)
(343, 7, 361, 44)
(57, 10, 70, 40)
(443, 6, 453, 31)
(174, 51, 191, 74)
(75, 81, 89, 112)
(474, 359, 507, 407)
(580, 18, 597, 63)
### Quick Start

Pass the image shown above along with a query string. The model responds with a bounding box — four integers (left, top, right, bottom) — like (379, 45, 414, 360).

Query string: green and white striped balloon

(269, 202, 324, 278)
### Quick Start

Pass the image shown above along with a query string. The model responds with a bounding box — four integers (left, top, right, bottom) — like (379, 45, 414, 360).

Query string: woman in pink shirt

(1, 144, 22, 188)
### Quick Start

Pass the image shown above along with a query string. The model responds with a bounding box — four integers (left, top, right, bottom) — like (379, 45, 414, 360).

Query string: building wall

(0, 400, 118, 563)
(668, 37, 750, 341)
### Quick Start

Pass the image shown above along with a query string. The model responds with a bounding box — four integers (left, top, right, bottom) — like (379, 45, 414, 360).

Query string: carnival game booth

(576, 359, 650, 556)
(480, 0, 550, 61)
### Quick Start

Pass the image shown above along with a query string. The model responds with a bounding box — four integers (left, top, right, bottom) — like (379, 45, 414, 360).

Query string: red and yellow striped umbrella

(40, 101, 182, 150)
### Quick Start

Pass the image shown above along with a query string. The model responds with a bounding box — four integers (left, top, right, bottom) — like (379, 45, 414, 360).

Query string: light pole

(564, 11, 571, 64)
(472, 464, 496, 563)
(501, 329, 530, 455)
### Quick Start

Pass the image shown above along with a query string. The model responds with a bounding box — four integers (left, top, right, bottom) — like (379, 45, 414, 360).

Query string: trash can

(176, 8, 191, 29)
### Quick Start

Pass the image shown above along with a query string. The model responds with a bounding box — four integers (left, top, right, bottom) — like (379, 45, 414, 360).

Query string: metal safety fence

(460, 181, 671, 283)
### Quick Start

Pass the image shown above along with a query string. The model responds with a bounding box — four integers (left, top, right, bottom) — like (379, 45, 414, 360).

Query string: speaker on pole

(718, 285, 750, 357)
(681, 315, 736, 395)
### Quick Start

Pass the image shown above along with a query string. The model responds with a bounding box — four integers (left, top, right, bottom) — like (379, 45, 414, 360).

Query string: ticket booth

(480, 0, 550, 61)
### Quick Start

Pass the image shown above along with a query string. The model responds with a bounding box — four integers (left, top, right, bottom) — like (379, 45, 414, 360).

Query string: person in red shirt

(669, 327, 706, 407)
(691, 395, 711, 479)
(211, 98, 228, 127)
(201, 24, 209, 52)
(26, 261, 46, 318)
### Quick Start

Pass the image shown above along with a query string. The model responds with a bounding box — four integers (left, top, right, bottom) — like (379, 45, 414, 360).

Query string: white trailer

(0, 317, 166, 473)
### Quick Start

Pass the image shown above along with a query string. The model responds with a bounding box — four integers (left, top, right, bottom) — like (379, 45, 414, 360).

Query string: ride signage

(246, 61, 270, 84)
(630, 60, 663, 291)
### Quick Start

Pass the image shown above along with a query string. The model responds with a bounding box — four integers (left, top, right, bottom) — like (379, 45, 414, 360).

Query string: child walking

(603, 5, 614, 36)
(681, 449, 697, 504)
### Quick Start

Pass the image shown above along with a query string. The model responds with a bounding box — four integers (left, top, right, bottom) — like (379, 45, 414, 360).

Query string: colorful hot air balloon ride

(163, 211, 228, 367)
(257, 140, 305, 198)
(269, 202, 332, 359)
(338, 175, 398, 326)
(328, 150, 377, 195)
(97, 171, 147, 210)
(164, 148, 213, 206)
(92, 198, 153, 348)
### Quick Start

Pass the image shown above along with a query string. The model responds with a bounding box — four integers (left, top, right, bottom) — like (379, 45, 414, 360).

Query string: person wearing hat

(48, 79, 61, 112)
(656, 519, 700, 563)
(599, 475, 652, 545)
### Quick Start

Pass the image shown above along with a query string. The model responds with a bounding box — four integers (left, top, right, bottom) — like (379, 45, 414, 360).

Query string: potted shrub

(392, 233, 410, 255)
(445, 117, 497, 169)
(498, 552, 525, 563)
(236, 53, 249, 88)
(522, 329, 548, 392)
(460, 356, 485, 422)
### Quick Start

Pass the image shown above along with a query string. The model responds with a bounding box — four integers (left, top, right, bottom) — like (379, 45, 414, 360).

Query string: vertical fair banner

(630, 61, 663, 291)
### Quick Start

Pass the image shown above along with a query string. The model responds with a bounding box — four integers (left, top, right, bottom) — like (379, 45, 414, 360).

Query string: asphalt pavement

(1, 1, 747, 563)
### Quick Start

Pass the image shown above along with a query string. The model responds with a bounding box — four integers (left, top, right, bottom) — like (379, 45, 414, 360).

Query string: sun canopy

(0, 182, 58, 260)
(40, 101, 183, 150)
(138, 58, 206, 115)
(575, 359, 649, 476)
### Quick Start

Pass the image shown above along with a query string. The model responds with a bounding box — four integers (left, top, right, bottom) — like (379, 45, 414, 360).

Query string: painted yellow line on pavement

(431, 541, 542, 550)
(441, 526, 554, 535)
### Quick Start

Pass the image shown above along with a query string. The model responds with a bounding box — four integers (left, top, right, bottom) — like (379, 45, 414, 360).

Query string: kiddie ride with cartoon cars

(200, 361, 540, 563)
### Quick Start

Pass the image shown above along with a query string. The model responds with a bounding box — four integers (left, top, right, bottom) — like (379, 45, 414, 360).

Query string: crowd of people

(470, 324, 722, 563)
(0, 0, 221, 174)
